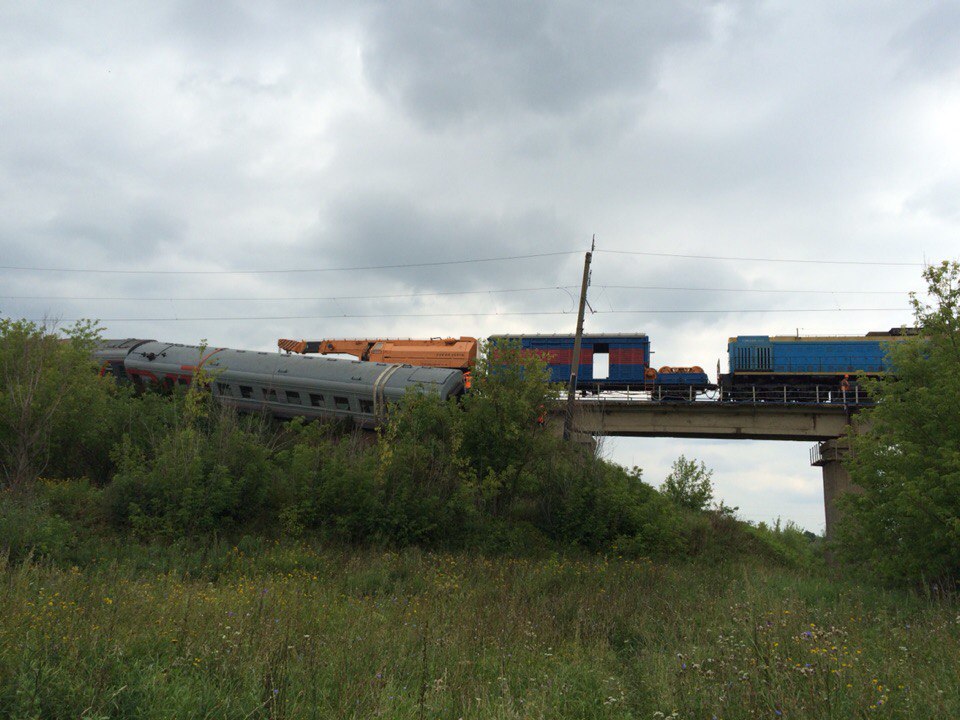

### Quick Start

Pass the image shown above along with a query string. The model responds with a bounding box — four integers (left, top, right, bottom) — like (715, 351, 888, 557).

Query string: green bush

(104, 403, 274, 537)
(0, 491, 75, 561)
(0, 319, 126, 489)
(272, 420, 382, 541)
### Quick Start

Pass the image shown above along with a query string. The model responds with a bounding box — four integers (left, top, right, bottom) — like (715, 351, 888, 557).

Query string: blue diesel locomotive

(720, 329, 914, 402)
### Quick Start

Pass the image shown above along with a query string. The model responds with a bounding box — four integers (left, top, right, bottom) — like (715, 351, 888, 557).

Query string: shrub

(660, 455, 714, 511)
(0, 319, 122, 489)
(104, 402, 274, 537)
(0, 491, 75, 561)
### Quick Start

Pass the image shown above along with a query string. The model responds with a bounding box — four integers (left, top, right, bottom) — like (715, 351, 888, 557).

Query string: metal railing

(810, 444, 822, 465)
(574, 384, 871, 407)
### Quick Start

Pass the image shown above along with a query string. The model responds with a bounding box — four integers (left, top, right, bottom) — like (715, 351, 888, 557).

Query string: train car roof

(728, 330, 918, 343)
(96, 338, 156, 350)
(490, 333, 648, 339)
(126, 341, 463, 386)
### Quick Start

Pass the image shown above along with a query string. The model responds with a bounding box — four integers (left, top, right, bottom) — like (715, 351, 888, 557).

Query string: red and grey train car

(94, 338, 465, 428)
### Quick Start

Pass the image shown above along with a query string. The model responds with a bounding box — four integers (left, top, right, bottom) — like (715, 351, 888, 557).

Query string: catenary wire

(13, 307, 911, 322)
(595, 249, 922, 267)
(0, 284, 918, 302)
(0, 248, 925, 274)
(0, 286, 577, 302)
(0, 250, 585, 275)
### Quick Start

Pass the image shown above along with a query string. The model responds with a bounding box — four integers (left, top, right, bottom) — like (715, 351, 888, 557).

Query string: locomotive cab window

(239, 385, 253, 399)
(593, 342, 610, 380)
(334, 396, 351, 411)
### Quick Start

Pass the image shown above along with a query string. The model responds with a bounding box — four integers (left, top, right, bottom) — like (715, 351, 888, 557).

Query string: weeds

(1, 544, 957, 718)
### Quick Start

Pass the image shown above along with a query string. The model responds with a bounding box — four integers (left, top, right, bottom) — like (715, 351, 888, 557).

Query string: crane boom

(278, 336, 477, 371)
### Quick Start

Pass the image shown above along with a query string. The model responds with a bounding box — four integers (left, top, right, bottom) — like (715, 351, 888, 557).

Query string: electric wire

(13, 307, 911, 323)
(0, 250, 584, 275)
(596, 249, 922, 267)
(0, 284, 917, 302)
(0, 286, 576, 302)
(0, 248, 925, 274)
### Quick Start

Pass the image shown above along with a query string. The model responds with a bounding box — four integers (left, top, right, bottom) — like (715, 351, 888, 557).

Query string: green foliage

(104, 400, 274, 537)
(660, 454, 714, 511)
(839, 260, 960, 585)
(272, 420, 382, 542)
(0, 491, 75, 561)
(0, 319, 122, 489)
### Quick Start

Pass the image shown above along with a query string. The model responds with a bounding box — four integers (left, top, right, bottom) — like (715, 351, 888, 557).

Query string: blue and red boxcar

(488, 333, 709, 392)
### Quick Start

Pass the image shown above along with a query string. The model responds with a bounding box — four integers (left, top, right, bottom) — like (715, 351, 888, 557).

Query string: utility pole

(563, 236, 593, 440)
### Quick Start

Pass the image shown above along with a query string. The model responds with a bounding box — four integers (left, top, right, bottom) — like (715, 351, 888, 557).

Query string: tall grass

(1, 542, 956, 718)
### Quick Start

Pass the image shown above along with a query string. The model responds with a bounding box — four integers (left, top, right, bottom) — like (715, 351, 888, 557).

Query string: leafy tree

(838, 260, 960, 584)
(660, 455, 714, 511)
(457, 339, 558, 517)
(0, 319, 116, 490)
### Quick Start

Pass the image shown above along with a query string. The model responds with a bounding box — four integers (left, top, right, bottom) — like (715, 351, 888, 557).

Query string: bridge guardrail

(574, 384, 870, 408)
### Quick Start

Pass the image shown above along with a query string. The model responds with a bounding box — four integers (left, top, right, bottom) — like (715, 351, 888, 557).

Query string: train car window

(334, 396, 351, 411)
(309, 393, 325, 407)
(286, 391, 302, 404)
(359, 399, 373, 413)
(240, 385, 253, 399)
(593, 342, 610, 379)
(216, 382, 232, 396)
(262, 388, 278, 402)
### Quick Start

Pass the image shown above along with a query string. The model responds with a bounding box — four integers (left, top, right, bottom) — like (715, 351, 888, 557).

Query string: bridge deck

(570, 400, 852, 441)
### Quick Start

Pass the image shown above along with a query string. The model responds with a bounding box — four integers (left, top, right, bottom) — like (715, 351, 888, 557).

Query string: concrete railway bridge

(564, 398, 861, 538)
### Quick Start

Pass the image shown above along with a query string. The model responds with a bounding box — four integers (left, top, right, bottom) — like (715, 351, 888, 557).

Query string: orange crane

(277, 336, 478, 373)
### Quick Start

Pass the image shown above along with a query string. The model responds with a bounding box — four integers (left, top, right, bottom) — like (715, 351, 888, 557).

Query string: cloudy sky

(2, 1, 958, 531)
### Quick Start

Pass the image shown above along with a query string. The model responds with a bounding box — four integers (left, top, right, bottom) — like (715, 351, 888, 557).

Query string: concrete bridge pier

(810, 438, 862, 539)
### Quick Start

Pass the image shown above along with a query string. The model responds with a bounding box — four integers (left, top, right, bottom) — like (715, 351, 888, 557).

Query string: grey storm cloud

(311, 193, 580, 290)
(361, 0, 713, 126)
(892, 0, 960, 76)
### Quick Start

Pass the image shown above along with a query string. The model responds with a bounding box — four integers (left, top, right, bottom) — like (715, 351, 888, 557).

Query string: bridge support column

(547, 415, 597, 454)
(810, 438, 862, 539)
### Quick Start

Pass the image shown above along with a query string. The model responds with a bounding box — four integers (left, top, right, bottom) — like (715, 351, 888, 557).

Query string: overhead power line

(595, 285, 913, 295)
(0, 284, 917, 303)
(13, 307, 910, 323)
(596, 249, 922, 267)
(0, 247, 926, 274)
(0, 250, 584, 275)
(0, 286, 577, 302)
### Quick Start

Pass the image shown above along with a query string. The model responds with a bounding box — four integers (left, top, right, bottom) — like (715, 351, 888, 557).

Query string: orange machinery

(277, 337, 478, 372)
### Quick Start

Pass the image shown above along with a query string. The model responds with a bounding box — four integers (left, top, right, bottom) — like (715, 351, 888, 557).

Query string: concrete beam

(571, 401, 851, 441)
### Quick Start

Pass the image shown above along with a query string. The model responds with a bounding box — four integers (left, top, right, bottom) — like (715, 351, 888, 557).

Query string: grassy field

(1, 541, 957, 719)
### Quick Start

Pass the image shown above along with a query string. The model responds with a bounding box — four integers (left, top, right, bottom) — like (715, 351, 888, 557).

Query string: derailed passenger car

(100, 339, 465, 428)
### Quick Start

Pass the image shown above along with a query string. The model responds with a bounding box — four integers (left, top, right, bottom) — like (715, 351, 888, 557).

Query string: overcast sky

(2, 1, 958, 532)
